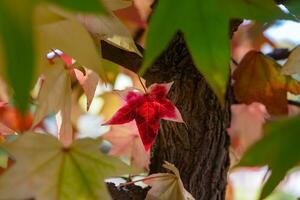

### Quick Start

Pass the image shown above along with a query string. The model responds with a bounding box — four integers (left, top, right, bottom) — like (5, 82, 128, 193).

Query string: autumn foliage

(0, 0, 300, 200)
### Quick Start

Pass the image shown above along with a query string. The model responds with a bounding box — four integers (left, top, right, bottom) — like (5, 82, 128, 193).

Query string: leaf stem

(138, 75, 147, 93)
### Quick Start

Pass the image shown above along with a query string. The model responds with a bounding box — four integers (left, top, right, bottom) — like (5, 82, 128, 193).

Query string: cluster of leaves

(1, 0, 300, 199)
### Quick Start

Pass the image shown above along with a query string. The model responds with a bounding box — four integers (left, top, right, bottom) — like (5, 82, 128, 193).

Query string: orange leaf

(233, 51, 300, 115)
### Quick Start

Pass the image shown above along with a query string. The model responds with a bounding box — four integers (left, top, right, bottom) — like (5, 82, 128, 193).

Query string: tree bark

(143, 32, 232, 200)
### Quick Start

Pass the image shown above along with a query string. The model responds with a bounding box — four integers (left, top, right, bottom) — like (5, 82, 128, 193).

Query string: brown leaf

(233, 51, 300, 115)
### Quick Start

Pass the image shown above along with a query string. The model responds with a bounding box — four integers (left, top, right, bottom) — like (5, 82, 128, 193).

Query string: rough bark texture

(144, 32, 232, 200)
(107, 183, 150, 200)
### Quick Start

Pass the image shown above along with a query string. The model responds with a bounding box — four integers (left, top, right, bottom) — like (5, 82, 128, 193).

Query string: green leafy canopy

(141, 0, 290, 102)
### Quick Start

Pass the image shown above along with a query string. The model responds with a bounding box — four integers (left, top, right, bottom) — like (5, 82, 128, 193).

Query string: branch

(288, 100, 300, 107)
(267, 48, 290, 60)
(107, 182, 149, 200)
(101, 41, 143, 73)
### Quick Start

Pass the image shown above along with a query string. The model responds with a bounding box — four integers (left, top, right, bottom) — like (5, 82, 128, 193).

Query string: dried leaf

(233, 51, 300, 115)
(144, 161, 194, 200)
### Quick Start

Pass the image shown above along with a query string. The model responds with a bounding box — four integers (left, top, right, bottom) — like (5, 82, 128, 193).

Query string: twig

(288, 100, 300, 107)
(119, 174, 170, 187)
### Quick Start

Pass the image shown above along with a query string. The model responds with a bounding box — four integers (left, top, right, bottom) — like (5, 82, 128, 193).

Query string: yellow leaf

(77, 12, 142, 56)
(144, 161, 195, 200)
(0, 132, 131, 200)
(35, 5, 105, 79)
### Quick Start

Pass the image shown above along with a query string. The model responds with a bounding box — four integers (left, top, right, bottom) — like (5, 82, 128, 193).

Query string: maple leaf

(140, 0, 289, 103)
(102, 121, 149, 171)
(77, 11, 142, 57)
(239, 115, 300, 199)
(143, 161, 195, 200)
(233, 51, 300, 116)
(0, 132, 131, 200)
(103, 82, 184, 151)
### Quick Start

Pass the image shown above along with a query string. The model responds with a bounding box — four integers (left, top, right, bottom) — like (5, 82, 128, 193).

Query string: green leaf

(239, 116, 300, 199)
(141, 0, 289, 102)
(0, 1, 35, 112)
(0, 132, 131, 200)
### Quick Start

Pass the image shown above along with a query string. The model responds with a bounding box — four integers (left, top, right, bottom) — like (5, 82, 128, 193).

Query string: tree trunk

(104, 20, 242, 200)
(143, 32, 232, 200)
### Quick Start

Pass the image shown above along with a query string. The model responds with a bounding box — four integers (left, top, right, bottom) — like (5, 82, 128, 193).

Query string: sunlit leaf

(77, 12, 142, 56)
(35, 5, 106, 79)
(33, 59, 73, 146)
(0, 132, 131, 200)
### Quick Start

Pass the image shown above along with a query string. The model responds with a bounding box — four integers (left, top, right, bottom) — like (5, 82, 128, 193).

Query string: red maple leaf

(103, 82, 184, 151)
